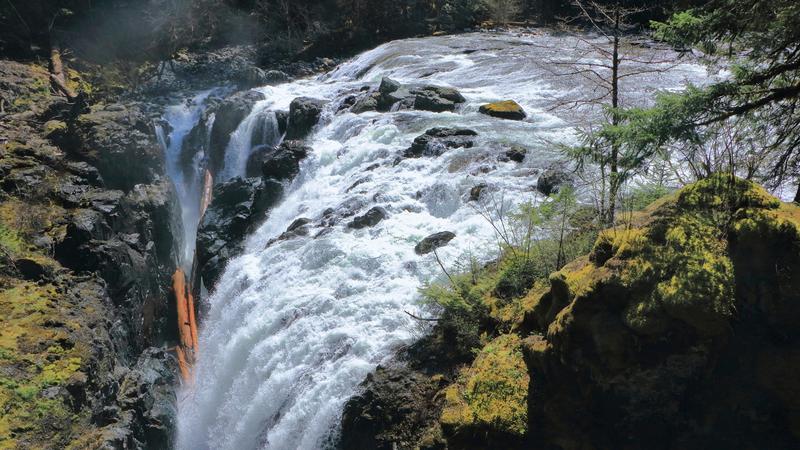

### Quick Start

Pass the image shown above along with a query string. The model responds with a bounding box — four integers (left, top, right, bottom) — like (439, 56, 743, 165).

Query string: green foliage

(608, 0, 800, 193)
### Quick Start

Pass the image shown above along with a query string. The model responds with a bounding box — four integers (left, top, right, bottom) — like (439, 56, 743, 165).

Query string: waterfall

(173, 32, 708, 450)
(156, 90, 218, 270)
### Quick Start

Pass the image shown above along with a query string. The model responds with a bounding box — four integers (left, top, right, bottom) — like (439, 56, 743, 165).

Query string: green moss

(441, 334, 529, 436)
(10, 66, 50, 109)
(0, 279, 91, 448)
(677, 173, 779, 211)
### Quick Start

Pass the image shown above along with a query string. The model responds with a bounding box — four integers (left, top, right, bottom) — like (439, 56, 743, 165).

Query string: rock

(340, 365, 442, 450)
(520, 175, 800, 450)
(348, 207, 388, 229)
(115, 348, 178, 449)
(379, 77, 401, 95)
(536, 163, 573, 196)
(13, 258, 49, 281)
(350, 82, 466, 114)
(504, 146, 527, 163)
(470, 183, 488, 202)
(196, 177, 283, 289)
(404, 128, 478, 158)
(286, 97, 326, 139)
(479, 100, 527, 121)
(287, 217, 312, 232)
(415, 231, 456, 255)
(69, 102, 163, 191)
(413, 85, 466, 113)
(246, 140, 312, 181)
(351, 92, 381, 114)
(207, 90, 266, 175)
(237, 67, 290, 88)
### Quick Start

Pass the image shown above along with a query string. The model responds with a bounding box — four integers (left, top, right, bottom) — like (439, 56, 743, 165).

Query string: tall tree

(609, 0, 800, 201)
(554, 0, 677, 223)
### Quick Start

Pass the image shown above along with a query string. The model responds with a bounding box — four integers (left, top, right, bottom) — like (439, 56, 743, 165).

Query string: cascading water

(174, 31, 709, 450)
(156, 90, 219, 269)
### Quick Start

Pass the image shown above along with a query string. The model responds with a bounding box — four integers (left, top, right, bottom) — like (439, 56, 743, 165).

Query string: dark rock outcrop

(68, 103, 163, 191)
(470, 183, 488, 202)
(0, 60, 180, 449)
(351, 79, 466, 114)
(286, 97, 326, 139)
(348, 206, 388, 229)
(196, 177, 283, 289)
(340, 365, 444, 450)
(536, 163, 573, 196)
(404, 128, 478, 158)
(415, 231, 456, 255)
(247, 140, 312, 181)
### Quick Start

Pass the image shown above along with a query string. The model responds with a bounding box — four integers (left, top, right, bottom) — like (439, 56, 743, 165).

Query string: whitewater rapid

(170, 31, 708, 449)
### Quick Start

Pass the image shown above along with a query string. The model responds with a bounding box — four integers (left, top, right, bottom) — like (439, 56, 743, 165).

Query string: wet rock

(116, 348, 178, 449)
(405, 128, 478, 158)
(415, 231, 456, 255)
(197, 177, 283, 289)
(351, 92, 381, 114)
(537, 163, 573, 196)
(351, 81, 466, 114)
(247, 140, 312, 180)
(348, 207, 388, 229)
(379, 77, 401, 95)
(266, 218, 313, 247)
(68, 103, 162, 191)
(208, 90, 266, 175)
(479, 100, 526, 121)
(286, 97, 327, 139)
(470, 183, 488, 202)
(504, 146, 527, 163)
(340, 365, 442, 450)
(413, 86, 466, 113)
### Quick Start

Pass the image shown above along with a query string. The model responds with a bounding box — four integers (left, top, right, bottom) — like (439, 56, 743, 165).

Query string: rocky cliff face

(340, 175, 800, 450)
(0, 60, 180, 448)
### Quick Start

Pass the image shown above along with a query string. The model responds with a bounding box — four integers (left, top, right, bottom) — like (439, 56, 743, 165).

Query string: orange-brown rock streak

(173, 268, 199, 382)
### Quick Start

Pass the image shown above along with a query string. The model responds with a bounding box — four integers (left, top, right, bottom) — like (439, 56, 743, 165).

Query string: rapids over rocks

(160, 31, 707, 449)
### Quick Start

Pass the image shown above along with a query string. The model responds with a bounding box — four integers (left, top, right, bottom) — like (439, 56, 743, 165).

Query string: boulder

(415, 231, 456, 255)
(504, 146, 527, 163)
(412, 86, 466, 113)
(286, 97, 327, 139)
(348, 207, 388, 229)
(246, 140, 312, 180)
(404, 128, 478, 158)
(196, 177, 283, 289)
(379, 77, 401, 95)
(470, 183, 488, 202)
(350, 81, 466, 114)
(479, 100, 526, 121)
(536, 163, 573, 196)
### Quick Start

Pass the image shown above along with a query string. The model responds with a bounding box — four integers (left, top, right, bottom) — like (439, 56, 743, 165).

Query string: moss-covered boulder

(479, 100, 526, 120)
(522, 174, 800, 449)
(441, 334, 529, 446)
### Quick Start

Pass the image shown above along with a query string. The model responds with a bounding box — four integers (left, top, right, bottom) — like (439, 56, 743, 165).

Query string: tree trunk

(607, 7, 621, 225)
(48, 39, 76, 100)
(794, 182, 800, 204)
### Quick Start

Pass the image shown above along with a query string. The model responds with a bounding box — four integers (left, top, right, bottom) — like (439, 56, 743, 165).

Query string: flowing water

(162, 31, 709, 450)
(156, 90, 219, 269)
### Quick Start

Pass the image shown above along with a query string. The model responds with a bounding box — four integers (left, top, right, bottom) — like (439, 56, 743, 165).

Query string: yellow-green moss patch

(441, 334, 529, 436)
